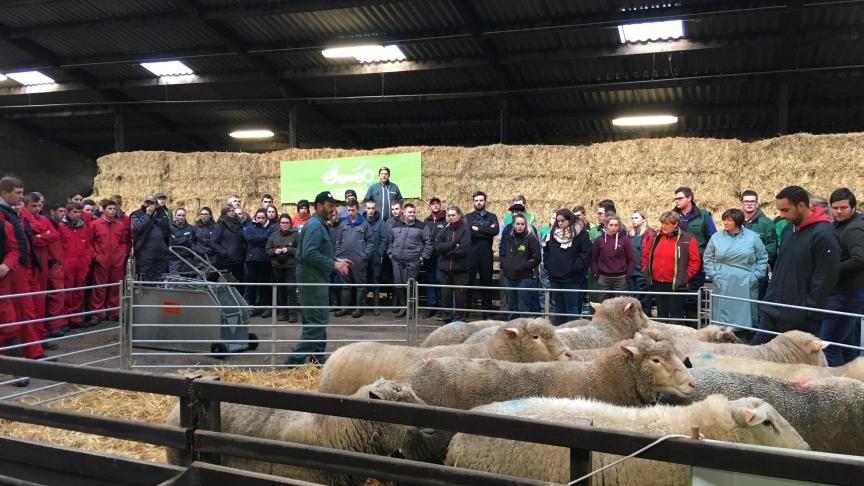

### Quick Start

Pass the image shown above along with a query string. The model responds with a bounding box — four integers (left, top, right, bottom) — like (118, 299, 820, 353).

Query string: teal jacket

(296, 213, 335, 283)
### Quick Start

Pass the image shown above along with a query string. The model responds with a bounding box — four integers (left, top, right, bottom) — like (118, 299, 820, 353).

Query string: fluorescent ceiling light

(618, 20, 684, 43)
(0, 73, 7, 81)
(230, 129, 275, 139)
(140, 60, 194, 76)
(6, 70, 54, 85)
(612, 115, 679, 126)
(321, 44, 406, 63)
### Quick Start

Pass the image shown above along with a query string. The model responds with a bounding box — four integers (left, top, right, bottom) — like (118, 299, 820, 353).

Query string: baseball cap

(344, 189, 357, 198)
(153, 192, 168, 199)
(297, 199, 309, 209)
(144, 195, 156, 203)
(508, 203, 526, 212)
(314, 191, 340, 205)
(429, 197, 441, 204)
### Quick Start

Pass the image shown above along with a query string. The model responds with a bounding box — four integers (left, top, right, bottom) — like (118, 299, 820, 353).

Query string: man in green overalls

(283, 191, 351, 366)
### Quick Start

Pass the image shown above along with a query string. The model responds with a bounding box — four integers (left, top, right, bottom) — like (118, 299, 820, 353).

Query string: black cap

(344, 189, 357, 198)
(508, 203, 526, 212)
(314, 191, 340, 205)
(429, 197, 441, 204)
(297, 199, 309, 209)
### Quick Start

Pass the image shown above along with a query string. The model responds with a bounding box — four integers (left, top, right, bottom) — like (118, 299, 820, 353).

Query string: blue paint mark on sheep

(501, 399, 527, 409)
(700, 353, 715, 360)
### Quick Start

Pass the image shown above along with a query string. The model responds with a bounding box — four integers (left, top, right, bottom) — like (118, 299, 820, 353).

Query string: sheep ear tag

(503, 328, 520, 339)
(590, 302, 602, 311)
(621, 346, 639, 357)
(623, 302, 634, 314)
(807, 340, 830, 351)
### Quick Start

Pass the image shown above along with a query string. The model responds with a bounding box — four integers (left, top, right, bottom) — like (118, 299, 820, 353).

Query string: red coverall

(0, 206, 43, 358)
(90, 215, 130, 320)
(23, 211, 59, 334)
(59, 218, 93, 327)
(43, 217, 66, 330)
(0, 220, 21, 353)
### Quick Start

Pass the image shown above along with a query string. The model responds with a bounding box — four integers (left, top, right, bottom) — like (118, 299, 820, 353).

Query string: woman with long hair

(244, 208, 274, 317)
(434, 206, 472, 323)
(628, 209, 656, 311)
(500, 212, 541, 319)
(542, 208, 592, 325)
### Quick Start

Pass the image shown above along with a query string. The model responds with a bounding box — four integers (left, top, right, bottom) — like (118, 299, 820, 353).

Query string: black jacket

(834, 215, 864, 292)
(762, 210, 840, 332)
(193, 220, 218, 260)
(500, 230, 541, 280)
(543, 228, 592, 283)
(465, 209, 499, 253)
(266, 228, 299, 268)
(434, 221, 471, 273)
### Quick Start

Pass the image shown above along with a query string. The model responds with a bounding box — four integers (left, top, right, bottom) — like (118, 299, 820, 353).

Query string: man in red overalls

(44, 201, 67, 336)
(0, 176, 45, 360)
(90, 199, 130, 322)
(22, 192, 61, 348)
(59, 203, 93, 329)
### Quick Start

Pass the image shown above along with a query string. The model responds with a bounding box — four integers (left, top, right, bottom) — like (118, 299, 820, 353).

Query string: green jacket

(774, 217, 789, 248)
(743, 209, 778, 264)
(296, 213, 335, 283)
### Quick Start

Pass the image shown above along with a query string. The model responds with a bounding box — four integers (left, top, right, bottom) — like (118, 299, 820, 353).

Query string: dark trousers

(137, 256, 168, 282)
(550, 279, 585, 325)
(819, 291, 864, 367)
(441, 271, 469, 320)
(244, 261, 272, 307)
(502, 276, 537, 320)
(273, 267, 298, 311)
(652, 281, 687, 324)
(366, 255, 382, 290)
(424, 256, 441, 307)
(286, 285, 329, 365)
(467, 246, 494, 311)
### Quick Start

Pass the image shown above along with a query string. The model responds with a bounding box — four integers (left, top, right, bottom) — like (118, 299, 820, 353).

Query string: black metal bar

(287, 104, 298, 148)
(0, 356, 188, 396)
(195, 430, 550, 486)
(114, 106, 126, 152)
(189, 462, 329, 486)
(0, 400, 187, 449)
(0, 435, 184, 486)
(569, 418, 593, 485)
(179, 375, 222, 466)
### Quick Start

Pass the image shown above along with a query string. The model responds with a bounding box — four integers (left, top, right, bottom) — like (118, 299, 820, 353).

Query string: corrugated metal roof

(0, 0, 175, 28)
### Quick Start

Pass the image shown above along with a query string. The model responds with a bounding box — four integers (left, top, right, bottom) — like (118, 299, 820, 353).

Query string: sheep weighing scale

(131, 247, 259, 356)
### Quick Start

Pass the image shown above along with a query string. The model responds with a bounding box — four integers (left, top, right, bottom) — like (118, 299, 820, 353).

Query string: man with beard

(465, 191, 499, 317)
(752, 186, 840, 344)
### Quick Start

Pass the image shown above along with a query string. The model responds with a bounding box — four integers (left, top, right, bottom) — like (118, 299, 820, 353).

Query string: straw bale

(94, 133, 864, 229)
(0, 366, 320, 463)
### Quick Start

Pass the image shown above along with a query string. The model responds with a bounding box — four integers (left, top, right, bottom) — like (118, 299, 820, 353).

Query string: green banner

(280, 152, 422, 204)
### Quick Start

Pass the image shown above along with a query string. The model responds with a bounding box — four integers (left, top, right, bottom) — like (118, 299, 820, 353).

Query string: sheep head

(774, 331, 829, 366)
(365, 380, 426, 405)
(620, 335, 695, 402)
(726, 396, 811, 451)
(590, 297, 650, 336)
(493, 318, 574, 362)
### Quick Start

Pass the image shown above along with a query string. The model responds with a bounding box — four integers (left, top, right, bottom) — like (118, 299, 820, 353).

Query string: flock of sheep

(166, 297, 864, 485)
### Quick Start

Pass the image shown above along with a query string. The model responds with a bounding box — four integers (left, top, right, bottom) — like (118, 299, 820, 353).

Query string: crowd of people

(0, 166, 861, 369)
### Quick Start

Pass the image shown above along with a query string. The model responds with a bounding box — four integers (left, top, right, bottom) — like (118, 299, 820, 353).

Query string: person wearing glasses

(673, 187, 716, 314)
(740, 190, 777, 299)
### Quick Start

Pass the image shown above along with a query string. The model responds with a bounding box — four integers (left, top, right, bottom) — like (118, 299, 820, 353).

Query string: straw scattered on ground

(0, 366, 321, 463)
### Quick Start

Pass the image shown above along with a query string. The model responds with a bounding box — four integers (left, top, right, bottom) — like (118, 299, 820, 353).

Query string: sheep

(689, 354, 864, 382)
(420, 318, 508, 347)
(466, 297, 649, 349)
(445, 394, 809, 486)
(166, 380, 436, 485)
(648, 321, 740, 344)
(318, 317, 572, 395)
(557, 318, 592, 328)
(660, 368, 864, 455)
(647, 329, 829, 366)
(405, 335, 696, 410)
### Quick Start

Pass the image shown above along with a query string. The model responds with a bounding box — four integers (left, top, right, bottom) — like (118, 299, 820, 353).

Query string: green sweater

(296, 213, 335, 282)
(743, 209, 778, 264)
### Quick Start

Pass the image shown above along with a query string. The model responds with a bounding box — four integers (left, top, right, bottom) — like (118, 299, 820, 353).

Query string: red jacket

(22, 211, 59, 271)
(59, 217, 93, 264)
(642, 230, 700, 288)
(92, 215, 131, 265)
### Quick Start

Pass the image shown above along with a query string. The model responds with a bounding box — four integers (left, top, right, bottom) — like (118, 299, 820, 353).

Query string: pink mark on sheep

(794, 379, 811, 390)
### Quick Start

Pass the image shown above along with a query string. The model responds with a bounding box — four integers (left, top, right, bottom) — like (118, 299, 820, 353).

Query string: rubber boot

(395, 290, 406, 318)
(277, 310, 289, 322)
(329, 287, 340, 313)
(352, 288, 366, 318)
(372, 290, 381, 316)
(335, 289, 352, 316)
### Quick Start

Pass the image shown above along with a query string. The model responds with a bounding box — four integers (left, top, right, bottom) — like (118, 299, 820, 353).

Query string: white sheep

(661, 368, 864, 455)
(318, 317, 572, 395)
(405, 334, 695, 410)
(420, 318, 508, 347)
(689, 354, 864, 382)
(467, 297, 649, 349)
(166, 380, 434, 485)
(646, 329, 829, 366)
(446, 394, 809, 485)
(648, 321, 740, 343)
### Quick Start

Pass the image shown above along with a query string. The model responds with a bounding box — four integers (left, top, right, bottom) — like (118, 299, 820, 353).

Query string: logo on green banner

(280, 152, 421, 203)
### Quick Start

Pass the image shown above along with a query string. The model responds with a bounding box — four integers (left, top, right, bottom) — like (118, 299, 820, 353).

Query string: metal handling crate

(132, 246, 259, 356)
